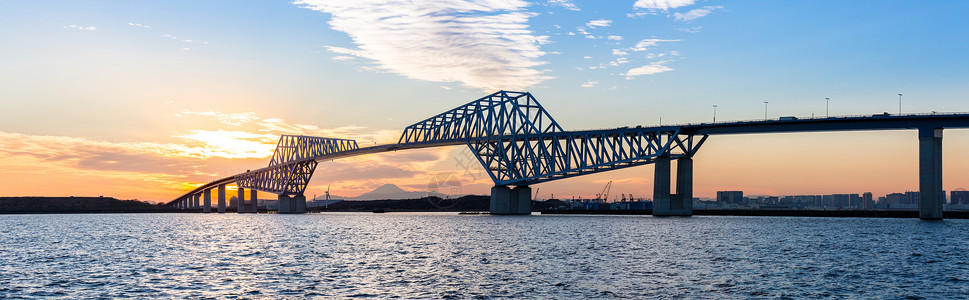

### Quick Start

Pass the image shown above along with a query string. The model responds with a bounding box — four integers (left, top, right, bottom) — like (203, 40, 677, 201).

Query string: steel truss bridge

(167, 91, 969, 219)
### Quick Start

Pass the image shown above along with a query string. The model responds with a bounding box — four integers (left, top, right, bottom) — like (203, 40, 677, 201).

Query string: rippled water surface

(1, 213, 967, 298)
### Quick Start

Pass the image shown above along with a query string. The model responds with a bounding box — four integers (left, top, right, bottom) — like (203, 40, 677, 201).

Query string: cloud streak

(297, 0, 550, 90)
(674, 6, 722, 22)
(633, 0, 695, 10)
(586, 19, 613, 28)
(547, 0, 579, 11)
(65, 25, 96, 31)
(624, 61, 673, 78)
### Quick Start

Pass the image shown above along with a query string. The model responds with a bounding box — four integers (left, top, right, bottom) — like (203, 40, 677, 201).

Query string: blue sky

(1, 0, 968, 201)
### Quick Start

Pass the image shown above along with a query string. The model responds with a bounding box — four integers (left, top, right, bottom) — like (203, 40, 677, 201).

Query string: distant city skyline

(1, 1, 968, 202)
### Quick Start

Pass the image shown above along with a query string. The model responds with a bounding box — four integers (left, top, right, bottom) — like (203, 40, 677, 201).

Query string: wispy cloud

(633, 0, 695, 10)
(674, 6, 722, 22)
(175, 111, 260, 126)
(586, 19, 613, 28)
(297, 0, 551, 90)
(607, 35, 623, 41)
(547, 0, 579, 11)
(581, 80, 598, 87)
(630, 38, 680, 51)
(624, 61, 673, 78)
(128, 22, 150, 28)
(65, 25, 96, 31)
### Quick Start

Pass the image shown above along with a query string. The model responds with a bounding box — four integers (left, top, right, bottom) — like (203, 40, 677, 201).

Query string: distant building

(791, 195, 820, 208)
(952, 190, 969, 204)
(884, 193, 905, 205)
(905, 191, 920, 205)
(863, 192, 873, 209)
(716, 191, 743, 204)
(832, 194, 850, 208)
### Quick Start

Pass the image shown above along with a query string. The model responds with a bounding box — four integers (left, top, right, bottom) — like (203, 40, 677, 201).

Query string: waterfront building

(951, 190, 969, 204)
(905, 191, 920, 205)
(716, 191, 744, 204)
(863, 192, 873, 209)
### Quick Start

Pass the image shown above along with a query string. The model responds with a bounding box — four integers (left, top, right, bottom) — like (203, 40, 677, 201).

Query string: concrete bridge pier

(919, 127, 944, 220)
(489, 185, 531, 215)
(653, 156, 693, 216)
(203, 189, 211, 213)
(239, 189, 257, 213)
(277, 195, 307, 214)
(236, 187, 249, 213)
(193, 193, 200, 209)
(217, 184, 226, 213)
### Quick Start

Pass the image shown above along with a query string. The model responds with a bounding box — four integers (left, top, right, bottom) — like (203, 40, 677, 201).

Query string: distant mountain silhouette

(348, 184, 447, 201)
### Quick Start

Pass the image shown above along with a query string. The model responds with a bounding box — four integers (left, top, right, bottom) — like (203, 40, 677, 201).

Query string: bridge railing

(644, 112, 969, 129)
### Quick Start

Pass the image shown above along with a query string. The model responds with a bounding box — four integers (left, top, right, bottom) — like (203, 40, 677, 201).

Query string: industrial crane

(324, 184, 331, 208)
(595, 181, 612, 202)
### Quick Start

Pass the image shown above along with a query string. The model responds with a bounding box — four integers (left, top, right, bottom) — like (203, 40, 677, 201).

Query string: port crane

(325, 184, 331, 208)
(595, 181, 612, 202)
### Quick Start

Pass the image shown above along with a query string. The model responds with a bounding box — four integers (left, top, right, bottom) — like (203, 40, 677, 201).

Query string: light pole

(712, 105, 718, 123)
(825, 97, 830, 118)
(764, 101, 769, 120)
(898, 93, 902, 114)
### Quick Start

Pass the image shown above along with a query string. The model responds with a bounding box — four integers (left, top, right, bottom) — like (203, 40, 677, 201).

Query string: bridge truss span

(236, 135, 359, 196)
(471, 128, 707, 186)
(269, 135, 358, 166)
(398, 91, 563, 144)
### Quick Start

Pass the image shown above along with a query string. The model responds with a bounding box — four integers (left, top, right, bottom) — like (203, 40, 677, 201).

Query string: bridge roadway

(166, 91, 969, 220)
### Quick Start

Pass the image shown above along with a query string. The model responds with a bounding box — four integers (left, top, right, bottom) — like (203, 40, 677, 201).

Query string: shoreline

(539, 209, 969, 219)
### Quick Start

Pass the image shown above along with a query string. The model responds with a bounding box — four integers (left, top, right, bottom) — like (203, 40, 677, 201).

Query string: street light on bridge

(764, 101, 769, 121)
(898, 93, 903, 114)
(712, 105, 717, 123)
(826, 97, 830, 118)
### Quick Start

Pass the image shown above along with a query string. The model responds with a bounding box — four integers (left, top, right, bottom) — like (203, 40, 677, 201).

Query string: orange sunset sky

(1, 1, 968, 203)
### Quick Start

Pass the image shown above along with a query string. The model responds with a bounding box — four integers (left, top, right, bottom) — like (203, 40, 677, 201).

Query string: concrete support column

(512, 185, 532, 214)
(652, 156, 673, 216)
(237, 187, 245, 213)
(294, 195, 306, 213)
(489, 185, 530, 215)
(490, 186, 512, 214)
(672, 157, 694, 216)
(217, 184, 226, 213)
(248, 189, 258, 213)
(277, 195, 307, 214)
(203, 189, 211, 213)
(919, 127, 944, 220)
(278, 195, 292, 214)
(193, 193, 200, 209)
